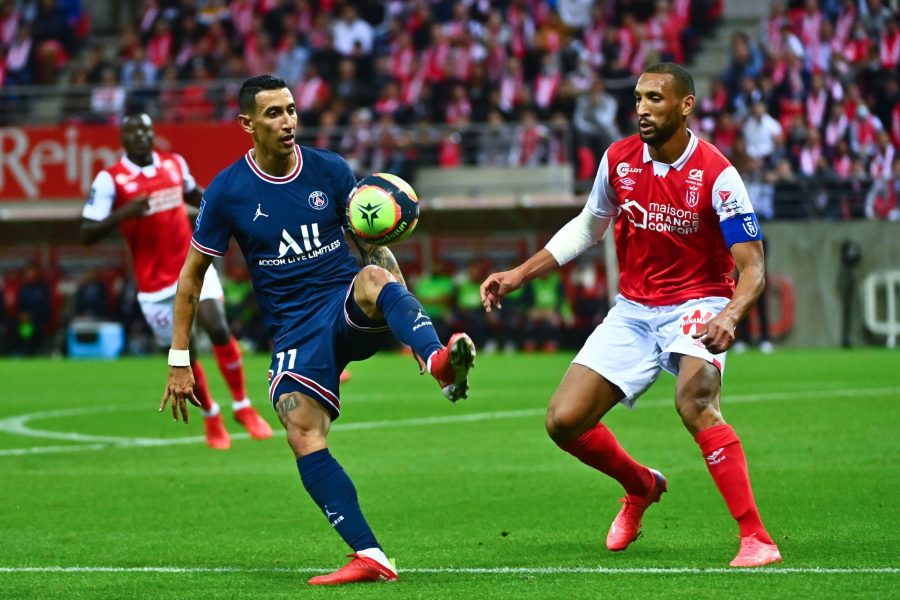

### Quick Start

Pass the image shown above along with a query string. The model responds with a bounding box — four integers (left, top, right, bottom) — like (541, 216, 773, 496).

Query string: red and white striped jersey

(587, 132, 759, 306)
(83, 151, 197, 298)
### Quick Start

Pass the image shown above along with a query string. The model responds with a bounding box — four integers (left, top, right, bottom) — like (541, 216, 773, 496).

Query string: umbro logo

(705, 448, 726, 465)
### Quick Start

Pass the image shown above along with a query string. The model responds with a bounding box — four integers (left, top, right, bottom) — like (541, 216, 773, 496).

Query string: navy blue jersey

(191, 145, 360, 342)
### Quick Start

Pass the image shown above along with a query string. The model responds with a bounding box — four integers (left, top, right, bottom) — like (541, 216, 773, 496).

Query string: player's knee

(545, 405, 586, 444)
(355, 265, 396, 307)
(285, 423, 327, 458)
(675, 386, 722, 431)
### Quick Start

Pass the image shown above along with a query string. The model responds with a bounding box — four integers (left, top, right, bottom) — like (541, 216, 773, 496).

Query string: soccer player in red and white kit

(81, 112, 272, 450)
(480, 63, 781, 567)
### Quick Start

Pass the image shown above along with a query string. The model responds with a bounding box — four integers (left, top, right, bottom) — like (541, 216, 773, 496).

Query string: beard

(639, 117, 680, 146)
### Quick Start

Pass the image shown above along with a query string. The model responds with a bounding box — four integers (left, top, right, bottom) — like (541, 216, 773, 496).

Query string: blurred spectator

(453, 259, 492, 350)
(89, 66, 125, 124)
(566, 259, 608, 348)
(743, 100, 784, 167)
(869, 130, 897, 179)
(121, 46, 157, 87)
(61, 66, 91, 122)
(274, 30, 309, 88)
(511, 109, 549, 166)
(333, 4, 374, 56)
(12, 263, 52, 356)
(478, 109, 514, 166)
(523, 271, 571, 353)
(849, 104, 883, 159)
(572, 79, 621, 177)
(412, 262, 455, 343)
(5, 24, 33, 86)
(71, 269, 111, 320)
(294, 63, 331, 125)
(865, 156, 900, 219)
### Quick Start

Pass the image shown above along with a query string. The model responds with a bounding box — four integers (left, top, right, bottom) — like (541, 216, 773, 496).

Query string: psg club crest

(308, 190, 328, 210)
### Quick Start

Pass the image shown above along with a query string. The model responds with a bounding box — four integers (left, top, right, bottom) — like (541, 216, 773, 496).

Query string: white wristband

(168, 349, 191, 367)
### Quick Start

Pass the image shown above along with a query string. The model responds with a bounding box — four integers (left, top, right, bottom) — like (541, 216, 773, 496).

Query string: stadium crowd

(701, 0, 899, 220)
(1, 0, 898, 356)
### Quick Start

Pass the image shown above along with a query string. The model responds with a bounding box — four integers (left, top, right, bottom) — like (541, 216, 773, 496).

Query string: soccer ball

(347, 173, 419, 246)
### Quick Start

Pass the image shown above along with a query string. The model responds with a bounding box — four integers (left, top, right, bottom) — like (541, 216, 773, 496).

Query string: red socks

(191, 359, 214, 412)
(558, 423, 654, 496)
(695, 424, 772, 543)
(212, 338, 247, 402)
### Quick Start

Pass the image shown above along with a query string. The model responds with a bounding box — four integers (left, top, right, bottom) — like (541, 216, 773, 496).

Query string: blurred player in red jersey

(481, 63, 781, 568)
(81, 112, 272, 450)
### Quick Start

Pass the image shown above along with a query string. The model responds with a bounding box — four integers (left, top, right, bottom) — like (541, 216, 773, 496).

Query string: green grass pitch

(0, 348, 897, 598)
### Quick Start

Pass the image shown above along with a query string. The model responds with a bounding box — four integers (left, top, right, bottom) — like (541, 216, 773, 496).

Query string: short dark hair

(643, 62, 695, 98)
(239, 75, 289, 114)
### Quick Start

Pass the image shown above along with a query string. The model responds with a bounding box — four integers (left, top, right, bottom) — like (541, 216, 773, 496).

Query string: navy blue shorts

(268, 278, 391, 420)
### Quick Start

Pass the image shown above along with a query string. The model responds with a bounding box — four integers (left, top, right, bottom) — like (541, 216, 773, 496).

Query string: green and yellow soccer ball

(347, 173, 419, 246)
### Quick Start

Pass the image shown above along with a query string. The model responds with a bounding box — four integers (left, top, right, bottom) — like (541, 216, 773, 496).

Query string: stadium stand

(0, 0, 897, 355)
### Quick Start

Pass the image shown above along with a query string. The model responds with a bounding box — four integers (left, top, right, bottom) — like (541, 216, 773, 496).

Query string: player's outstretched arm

(480, 249, 560, 313)
(161, 246, 213, 423)
(349, 232, 408, 288)
(481, 206, 612, 312)
(693, 240, 765, 353)
(80, 196, 150, 246)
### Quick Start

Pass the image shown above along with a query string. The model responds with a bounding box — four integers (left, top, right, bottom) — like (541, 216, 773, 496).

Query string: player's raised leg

(275, 390, 397, 585)
(197, 297, 272, 440)
(355, 266, 475, 402)
(545, 364, 665, 551)
(676, 356, 781, 567)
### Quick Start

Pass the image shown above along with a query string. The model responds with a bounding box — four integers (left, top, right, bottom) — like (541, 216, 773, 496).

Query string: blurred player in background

(162, 75, 475, 585)
(481, 63, 781, 568)
(81, 112, 272, 450)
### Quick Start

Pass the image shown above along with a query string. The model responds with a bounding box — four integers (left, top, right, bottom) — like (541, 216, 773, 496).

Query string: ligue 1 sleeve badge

(308, 190, 329, 210)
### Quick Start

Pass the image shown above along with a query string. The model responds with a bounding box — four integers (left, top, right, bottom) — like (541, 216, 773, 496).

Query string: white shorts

(572, 294, 730, 408)
(138, 267, 225, 347)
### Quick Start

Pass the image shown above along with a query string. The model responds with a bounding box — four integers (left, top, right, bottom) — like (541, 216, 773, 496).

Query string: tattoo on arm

(358, 242, 407, 288)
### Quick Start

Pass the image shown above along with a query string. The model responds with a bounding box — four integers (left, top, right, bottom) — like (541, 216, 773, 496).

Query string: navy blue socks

(297, 449, 380, 551)
(376, 282, 443, 361)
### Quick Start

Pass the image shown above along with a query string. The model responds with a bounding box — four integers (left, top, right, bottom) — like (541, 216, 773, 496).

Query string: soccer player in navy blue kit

(161, 75, 476, 585)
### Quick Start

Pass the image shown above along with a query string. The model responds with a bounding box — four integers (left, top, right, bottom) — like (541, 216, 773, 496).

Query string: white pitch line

(0, 566, 896, 575)
(0, 386, 897, 457)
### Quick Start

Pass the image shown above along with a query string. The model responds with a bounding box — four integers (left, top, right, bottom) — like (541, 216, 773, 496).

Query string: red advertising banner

(0, 123, 252, 201)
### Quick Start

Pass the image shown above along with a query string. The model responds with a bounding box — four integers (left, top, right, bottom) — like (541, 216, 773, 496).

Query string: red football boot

(606, 468, 667, 551)
(730, 534, 782, 567)
(234, 406, 273, 440)
(204, 414, 231, 450)
(428, 333, 476, 402)
(308, 553, 398, 585)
